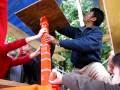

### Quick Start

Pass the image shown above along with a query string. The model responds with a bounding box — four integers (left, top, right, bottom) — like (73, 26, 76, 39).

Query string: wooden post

(40, 16, 51, 85)
(40, 16, 61, 90)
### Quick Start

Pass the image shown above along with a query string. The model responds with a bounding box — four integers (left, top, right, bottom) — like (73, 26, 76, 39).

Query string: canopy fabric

(8, 0, 62, 36)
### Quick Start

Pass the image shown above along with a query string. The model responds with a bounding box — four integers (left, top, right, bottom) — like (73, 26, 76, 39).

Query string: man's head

(19, 45, 33, 55)
(112, 53, 120, 72)
(110, 53, 120, 84)
(108, 52, 120, 74)
(83, 8, 105, 26)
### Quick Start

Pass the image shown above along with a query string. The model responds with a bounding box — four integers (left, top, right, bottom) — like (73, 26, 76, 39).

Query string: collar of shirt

(79, 26, 99, 32)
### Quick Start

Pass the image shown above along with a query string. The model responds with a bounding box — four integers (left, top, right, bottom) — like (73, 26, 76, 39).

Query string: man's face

(83, 11, 95, 22)
(21, 45, 33, 54)
(112, 66, 120, 84)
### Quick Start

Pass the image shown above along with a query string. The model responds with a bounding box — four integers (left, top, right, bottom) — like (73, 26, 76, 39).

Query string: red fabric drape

(0, 0, 7, 44)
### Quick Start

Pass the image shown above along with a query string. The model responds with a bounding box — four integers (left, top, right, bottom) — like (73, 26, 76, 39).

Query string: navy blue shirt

(57, 26, 103, 68)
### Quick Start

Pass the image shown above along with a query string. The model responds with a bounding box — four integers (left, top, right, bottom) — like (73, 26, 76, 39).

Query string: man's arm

(0, 28, 46, 55)
(0, 39, 27, 55)
(57, 25, 79, 38)
(49, 71, 114, 90)
(63, 73, 113, 90)
(60, 30, 103, 52)
(48, 30, 103, 52)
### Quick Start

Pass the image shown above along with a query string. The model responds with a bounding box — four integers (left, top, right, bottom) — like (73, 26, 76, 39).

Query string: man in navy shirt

(47, 8, 110, 82)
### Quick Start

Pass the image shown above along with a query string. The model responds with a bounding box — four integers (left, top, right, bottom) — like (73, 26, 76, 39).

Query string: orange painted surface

(40, 16, 51, 85)
(40, 16, 61, 90)
(0, 85, 55, 90)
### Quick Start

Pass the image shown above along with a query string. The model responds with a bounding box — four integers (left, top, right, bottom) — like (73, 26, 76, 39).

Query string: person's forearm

(0, 39, 27, 55)
(29, 48, 40, 59)
(63, 73, 107, 90)
(25, 35, 40, 43)
(62, 73, 80, 90)
(57, 26, 77, 38)
(29, 51, 39, 59)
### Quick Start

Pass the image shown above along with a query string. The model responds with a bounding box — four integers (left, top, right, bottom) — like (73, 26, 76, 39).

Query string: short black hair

(90, 8, 105, 26)
(112, 53, 120, 68)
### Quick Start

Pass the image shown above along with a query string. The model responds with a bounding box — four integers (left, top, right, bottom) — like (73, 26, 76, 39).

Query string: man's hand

(49, 69, 63, 85)
(46, 35, 59, 45)
(38, 28, 47, 37)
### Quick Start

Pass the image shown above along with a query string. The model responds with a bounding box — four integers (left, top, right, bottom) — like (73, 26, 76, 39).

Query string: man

(47, 8, 110, 82)
(49, 53, 120, 90)
(21, 45, 40, 84)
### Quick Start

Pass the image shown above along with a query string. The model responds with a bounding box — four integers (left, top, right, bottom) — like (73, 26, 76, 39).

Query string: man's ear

(91, 17, 96, 22)
(108, 62, 115, 74)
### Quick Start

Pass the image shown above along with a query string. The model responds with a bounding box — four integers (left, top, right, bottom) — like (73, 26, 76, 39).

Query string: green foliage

(101, 42, 111, 61)
(7, 35, 16, 42)
(101, 42, 111, 68)
(53, 50, 73, 72)
(80, 0, 94, 15)
(61, 0, 79, 27)
(100, 23, 109, 34)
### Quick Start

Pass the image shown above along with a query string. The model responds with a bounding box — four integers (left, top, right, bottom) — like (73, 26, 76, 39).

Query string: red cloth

(0, 39, 31, 79)
(0, 0, 7, 44)
(52, 85, 61, 90)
